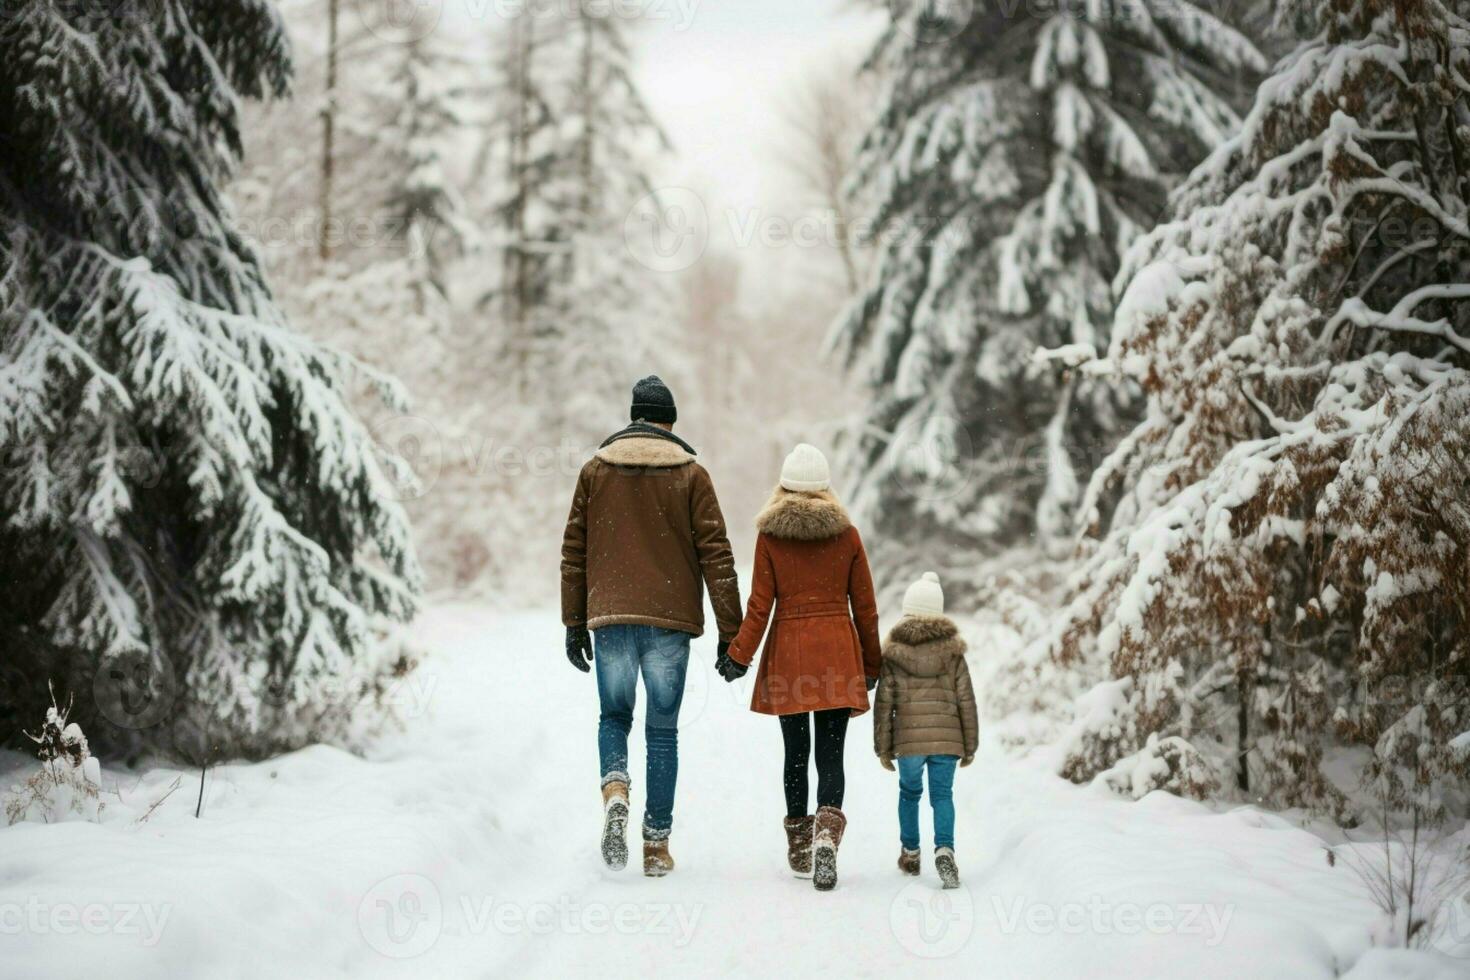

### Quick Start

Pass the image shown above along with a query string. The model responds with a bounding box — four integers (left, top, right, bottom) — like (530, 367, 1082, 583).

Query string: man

(561, 375, 742, 876)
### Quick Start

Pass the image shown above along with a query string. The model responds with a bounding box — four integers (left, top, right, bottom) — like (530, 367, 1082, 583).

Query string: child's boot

(935, 847, 960, 889)
(898, 847, 920, 876)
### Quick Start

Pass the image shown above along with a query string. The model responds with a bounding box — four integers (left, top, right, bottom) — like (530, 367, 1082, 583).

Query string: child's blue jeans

(897, 754, 958, 851)
(594, 624, 690, 840)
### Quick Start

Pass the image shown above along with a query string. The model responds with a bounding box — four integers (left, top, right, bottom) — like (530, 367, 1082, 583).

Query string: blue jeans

(594, 624, 691, 839)
(897, 754, 958, 851)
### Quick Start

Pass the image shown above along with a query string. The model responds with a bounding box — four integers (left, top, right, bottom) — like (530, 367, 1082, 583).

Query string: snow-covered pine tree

(554, 6, 680, 431)
(832, 0, 1265, 572)
(0, 0, 421, 758)
(1050, 0, 1470, 817)
(380, 32, 477, 318)
(472, 5, 676, 436)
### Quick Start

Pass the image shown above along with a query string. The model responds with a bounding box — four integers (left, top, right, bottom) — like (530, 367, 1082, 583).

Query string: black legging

(778, 708, 850, 818)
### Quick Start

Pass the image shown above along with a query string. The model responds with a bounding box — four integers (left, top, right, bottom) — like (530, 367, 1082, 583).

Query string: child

(872, 572, 977, 888)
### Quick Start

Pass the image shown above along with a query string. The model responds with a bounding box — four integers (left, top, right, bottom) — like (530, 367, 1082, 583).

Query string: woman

(718, 443, 881, 891)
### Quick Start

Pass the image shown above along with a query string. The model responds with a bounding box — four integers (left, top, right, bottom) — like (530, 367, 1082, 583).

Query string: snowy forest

(3, 0, 1470, 975)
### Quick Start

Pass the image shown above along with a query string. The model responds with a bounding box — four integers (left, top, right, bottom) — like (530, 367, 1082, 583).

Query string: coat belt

(773, 600, 850, 622)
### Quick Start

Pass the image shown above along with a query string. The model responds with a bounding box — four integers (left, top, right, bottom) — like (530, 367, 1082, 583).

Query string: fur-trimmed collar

(887, 615, 959, 646)
(594, 424, 696, 468)
(883, 616, 966, 677)
(755, 487, 852, 540)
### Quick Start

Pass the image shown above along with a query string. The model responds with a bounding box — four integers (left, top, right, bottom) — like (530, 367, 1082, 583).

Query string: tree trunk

(506, 9, 533, 394)
(318, 0, 340, 260)
(1236, 667, 1250, 793)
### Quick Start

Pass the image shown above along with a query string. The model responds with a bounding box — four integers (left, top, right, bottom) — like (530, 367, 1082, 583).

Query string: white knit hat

(902, 571, 945, 618)
(779, 443, 831, 493)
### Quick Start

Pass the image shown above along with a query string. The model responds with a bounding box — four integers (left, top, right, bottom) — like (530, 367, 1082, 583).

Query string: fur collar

(755, 487, 851, 540)
(887, 615, 959, 646)
(595, 424, 696, 468)
(883, 616, 966, 677)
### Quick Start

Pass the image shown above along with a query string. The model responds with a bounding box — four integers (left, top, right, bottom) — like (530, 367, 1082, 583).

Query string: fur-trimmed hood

(882, 615, 965, 677)
(594, 424, 696, 468)
(755, 487, 852, 540)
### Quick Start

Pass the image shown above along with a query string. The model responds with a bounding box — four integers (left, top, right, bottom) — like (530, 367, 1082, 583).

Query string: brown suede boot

(643, 837, 675, 877)
(784, 816, 815, 878)
(600, 781, 629, 871)
(812, 806, 847, 892)
(898, 847, 920, 876)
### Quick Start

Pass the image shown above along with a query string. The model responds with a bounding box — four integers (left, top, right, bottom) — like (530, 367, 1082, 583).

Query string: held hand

(715, 642, 747, 683)
(880, 756, 895, 771)
(865, 675, 878, 692)
(565, 626, 593, 673)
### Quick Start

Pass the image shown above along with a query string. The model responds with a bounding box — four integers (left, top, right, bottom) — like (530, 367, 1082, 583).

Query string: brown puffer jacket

(561, 425, 742, 640)
(873, 615, 977, 761)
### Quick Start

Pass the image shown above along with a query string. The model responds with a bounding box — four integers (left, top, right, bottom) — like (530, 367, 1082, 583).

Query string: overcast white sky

(632, 0, 884, 241)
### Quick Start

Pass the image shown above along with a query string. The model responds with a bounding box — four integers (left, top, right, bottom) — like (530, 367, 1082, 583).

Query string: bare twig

(134, 775, 183, 825)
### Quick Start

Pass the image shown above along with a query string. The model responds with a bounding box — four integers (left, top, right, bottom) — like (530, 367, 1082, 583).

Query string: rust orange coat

(726, 490, 882, 716)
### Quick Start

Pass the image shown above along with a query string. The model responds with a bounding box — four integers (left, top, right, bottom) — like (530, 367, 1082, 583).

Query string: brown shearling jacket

(561, 425, 742, 640)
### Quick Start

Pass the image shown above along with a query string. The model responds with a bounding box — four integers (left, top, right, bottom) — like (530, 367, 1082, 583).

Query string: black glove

(866, 675, 878, 692)
(566, 626, 593, 673)
(715, 641, 747, 682)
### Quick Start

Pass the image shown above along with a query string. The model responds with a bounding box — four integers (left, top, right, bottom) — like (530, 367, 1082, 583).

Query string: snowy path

(2, 606, 1462, 978)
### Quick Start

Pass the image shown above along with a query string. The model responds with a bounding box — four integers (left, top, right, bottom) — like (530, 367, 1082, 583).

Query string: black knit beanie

(630, 375, 677, 424)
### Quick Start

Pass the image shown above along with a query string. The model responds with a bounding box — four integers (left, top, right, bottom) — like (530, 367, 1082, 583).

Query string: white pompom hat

(902, 571, 945, 618)
(779, 443, 831, 493)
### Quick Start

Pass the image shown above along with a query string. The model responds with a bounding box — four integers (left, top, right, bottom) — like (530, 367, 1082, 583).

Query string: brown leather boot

(643, 836, 675, 877)
(784, 815, 815, 878)
(812, 805, 847, 892)
(898, 847, 920, 876)
(600, 781, 629, 871)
